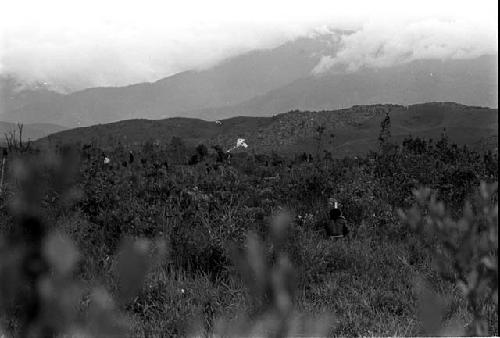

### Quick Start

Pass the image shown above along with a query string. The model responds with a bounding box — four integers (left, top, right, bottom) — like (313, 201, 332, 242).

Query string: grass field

(0, 131, 498, 336)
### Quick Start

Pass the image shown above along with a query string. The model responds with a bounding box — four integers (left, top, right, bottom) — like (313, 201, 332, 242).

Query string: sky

(0, 0, 497, 92)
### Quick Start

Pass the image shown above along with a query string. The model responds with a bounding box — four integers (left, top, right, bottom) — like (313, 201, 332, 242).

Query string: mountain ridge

(1, 35, 335, 126)
(37, 102, 498, 157)
(193, 55, 498, 119)
(1, 33, 497, 127)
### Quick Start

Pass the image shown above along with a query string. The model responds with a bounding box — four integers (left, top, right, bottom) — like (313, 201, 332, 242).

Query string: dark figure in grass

(325, 198, 349, 238)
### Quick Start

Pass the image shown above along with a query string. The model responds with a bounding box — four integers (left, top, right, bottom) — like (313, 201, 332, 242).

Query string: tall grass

(0, 134, 498, 336)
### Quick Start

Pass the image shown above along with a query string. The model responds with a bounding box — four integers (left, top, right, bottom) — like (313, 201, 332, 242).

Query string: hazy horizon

(1, 0, 498, 93)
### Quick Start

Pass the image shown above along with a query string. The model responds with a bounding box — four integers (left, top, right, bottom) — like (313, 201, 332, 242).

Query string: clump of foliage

(399, 182, 498, 336)
(0, 152, 167, 336)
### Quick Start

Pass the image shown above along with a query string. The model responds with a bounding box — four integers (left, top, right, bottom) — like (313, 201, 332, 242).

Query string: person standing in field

(102, 152, 111, 169)
(325, 198, 349, 238)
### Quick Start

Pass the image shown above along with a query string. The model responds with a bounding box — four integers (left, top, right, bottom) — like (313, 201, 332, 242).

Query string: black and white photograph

(0, 0, 498, 336)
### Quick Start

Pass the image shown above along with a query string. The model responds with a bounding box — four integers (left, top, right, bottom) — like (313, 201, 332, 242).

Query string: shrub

(399, 182, 498, 335)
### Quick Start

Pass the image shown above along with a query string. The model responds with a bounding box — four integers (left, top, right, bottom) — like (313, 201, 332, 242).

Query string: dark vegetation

(37, 103, 498, 158)
(0, 113, 498, 336)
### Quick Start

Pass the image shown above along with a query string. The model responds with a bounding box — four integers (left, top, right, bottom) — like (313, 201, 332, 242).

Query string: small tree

(212, 145, 228, 163)
(314, 125, 326, 161)
(170, 137, 186, 164)
(196, 144, 208, 162)
(378, 112, 392, 151)
(0, 148, 7, 194)
(3, 123, 31, 152)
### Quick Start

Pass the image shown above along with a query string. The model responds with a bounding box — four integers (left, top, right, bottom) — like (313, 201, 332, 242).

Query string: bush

(399, 182, 498, 335)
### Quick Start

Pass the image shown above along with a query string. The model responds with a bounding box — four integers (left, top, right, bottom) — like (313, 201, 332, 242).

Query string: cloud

(0, 0, 497, 91)
(312, 18, 498, 74)
(1, 23, 313, 92)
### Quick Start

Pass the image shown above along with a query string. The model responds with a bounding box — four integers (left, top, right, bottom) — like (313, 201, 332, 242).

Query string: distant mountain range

(1, 34, 497, 128)
(37, 103, 498, 157)
(0, 35, 335, 126)
(200, 56, 498, 119)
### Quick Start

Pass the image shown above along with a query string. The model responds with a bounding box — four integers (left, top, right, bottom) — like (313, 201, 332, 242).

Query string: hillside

(1, 34, 497, 127)
(38, 102, 498, 157)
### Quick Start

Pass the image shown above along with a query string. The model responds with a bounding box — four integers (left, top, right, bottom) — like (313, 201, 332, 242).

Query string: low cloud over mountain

(312, 18, 497, 74)
(1, 0, 496, 92)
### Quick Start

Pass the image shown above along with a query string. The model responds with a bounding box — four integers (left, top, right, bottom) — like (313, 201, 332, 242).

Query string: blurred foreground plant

(0, 151, 162, 336)
(399, 181, 498, 336)
(205, 210, 334, 338)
